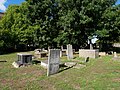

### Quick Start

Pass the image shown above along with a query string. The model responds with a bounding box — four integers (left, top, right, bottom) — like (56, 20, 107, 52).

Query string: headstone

(60, 50, 62, 57)
(67, 44, 73, 59)
(61, 45, 67, 56)
(114, 52, 117, 58)
(47, 49, 60, 76)
(90, 44, 93, 50)
(61, 46, 64, 51)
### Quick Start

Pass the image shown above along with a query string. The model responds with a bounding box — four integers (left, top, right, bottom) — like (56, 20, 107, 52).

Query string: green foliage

(56, 0, 117, 47)
(0, 0, 119, 52)
(96, 4, 120, 43)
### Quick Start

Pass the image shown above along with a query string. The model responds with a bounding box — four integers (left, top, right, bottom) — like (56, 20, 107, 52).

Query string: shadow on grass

(0, 60, 7, 62)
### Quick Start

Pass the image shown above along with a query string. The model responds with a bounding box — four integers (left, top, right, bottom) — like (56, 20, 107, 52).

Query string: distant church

(0, 12, 4, 19)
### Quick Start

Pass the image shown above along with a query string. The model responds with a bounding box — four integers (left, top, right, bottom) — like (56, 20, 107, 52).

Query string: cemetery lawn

(0, 52, 120, 90)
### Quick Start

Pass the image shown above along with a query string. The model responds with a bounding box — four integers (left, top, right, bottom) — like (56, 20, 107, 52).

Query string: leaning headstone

(47, 49, 60, 76)
(67, 44, 73, 60)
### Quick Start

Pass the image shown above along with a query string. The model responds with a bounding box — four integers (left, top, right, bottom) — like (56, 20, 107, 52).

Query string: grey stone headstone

(61, 46, 64, 51)
(67, 44, 73, 60)
(90, 44, 93, 50)
(47, 49, 60, 76)
(114, 52, 117, 58)
(60, 50, 62, 57)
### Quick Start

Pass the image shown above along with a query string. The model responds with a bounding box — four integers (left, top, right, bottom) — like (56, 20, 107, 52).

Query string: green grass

(0, 52, 120, 90)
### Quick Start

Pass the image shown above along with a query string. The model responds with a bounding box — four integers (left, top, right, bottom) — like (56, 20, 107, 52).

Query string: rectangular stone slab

(79, 49, 99, 59)
(17, 53, 32, 64)
(47, 49, 60, 76)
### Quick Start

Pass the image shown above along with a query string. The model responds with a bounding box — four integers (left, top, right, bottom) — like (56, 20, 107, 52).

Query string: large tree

(56, 0, 117, 48)
(25, 0, 60, 48)
(0, 0, 119, 53)
(96, 4, 120, 43)
(0, 5, 20, 51)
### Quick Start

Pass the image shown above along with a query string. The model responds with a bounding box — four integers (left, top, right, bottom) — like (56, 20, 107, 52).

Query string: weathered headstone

(61, 46, 64, 51)
(67, 44, 73, 60)
(90, 44, 93, 50)
(114, 52, 117, 58)
(47, 49, 60, 76)
(60, 50, 62, 57)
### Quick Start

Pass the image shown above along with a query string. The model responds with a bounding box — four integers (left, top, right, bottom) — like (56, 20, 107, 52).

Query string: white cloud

(0, 0, 7, 11)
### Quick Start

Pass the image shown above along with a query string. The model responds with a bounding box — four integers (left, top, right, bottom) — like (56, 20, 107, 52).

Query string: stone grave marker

(47, 49, 60, 76)
(60, 50, 62, 57)
(90, 43, 93, 50)
(17, 53, 32, 64)
(34, 49, 48, 58)
(67, 44, 73, 60)
(79, 49, 99, 59)
(112, 52, 120, 61)
(114, 52, 117, 58)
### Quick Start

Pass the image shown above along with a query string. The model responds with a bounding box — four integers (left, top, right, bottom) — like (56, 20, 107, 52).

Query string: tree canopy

(0, 0, 119, 53)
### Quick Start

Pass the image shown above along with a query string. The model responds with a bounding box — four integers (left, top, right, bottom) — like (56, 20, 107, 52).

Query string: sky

(0, 0, 120, 12)
(0, 0, 25, 12)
